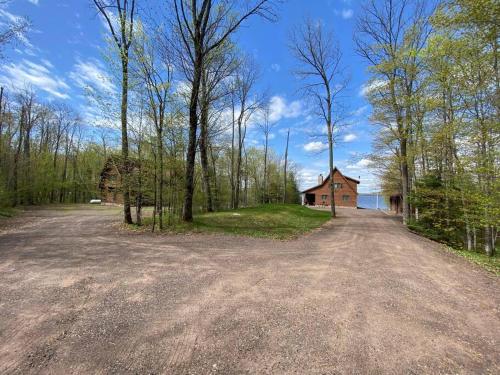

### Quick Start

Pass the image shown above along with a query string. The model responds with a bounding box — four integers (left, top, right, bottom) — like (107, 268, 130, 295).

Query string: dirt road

(0, 206, 498, 374)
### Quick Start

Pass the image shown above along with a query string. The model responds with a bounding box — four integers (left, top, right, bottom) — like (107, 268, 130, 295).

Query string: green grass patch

(192, 204, 331, 239)
(0, 207, 19, 218)
(444, 246, 500, 276)
(137, 204, 331, 240)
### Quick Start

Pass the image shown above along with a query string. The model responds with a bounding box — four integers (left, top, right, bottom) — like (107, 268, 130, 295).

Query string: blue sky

(1, 0, 378, 193)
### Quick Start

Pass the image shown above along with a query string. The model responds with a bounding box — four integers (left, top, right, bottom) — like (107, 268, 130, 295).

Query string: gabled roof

(301, 167, 359, 194)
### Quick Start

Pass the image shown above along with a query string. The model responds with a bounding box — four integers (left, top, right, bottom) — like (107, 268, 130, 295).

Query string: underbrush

(408, 220, 499, 275)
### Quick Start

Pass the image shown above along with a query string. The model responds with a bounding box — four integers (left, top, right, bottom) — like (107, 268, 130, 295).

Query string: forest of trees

(357, 0, 499, 256)
(0, 0, 497, 256)
(0, 0, 302, 230)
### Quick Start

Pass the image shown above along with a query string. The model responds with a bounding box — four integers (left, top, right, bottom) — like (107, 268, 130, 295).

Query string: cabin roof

(301, 168, 359, 194)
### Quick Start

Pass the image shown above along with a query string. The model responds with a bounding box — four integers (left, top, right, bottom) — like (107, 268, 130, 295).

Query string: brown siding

(304, 171, 358, 208)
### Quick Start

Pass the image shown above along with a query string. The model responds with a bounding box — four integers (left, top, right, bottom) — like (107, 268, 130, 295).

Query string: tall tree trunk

(209, 144, 219, 210)
(400, 136, 410, 224)
(234, 116, 244, 209)
(283, 128, 289, 204)
(60, 136, 69, 203)
(121, 58, 133, 224)
(152, 149, 157, 232)
(157, 127, 164, 230)
(263, 133, 268, 204)
(13, 108, 25, 205)
(230, 99, 236, 209)
(183, 54, 203, 222)
(136, 143, 143, 227)
(199, 92, 213, 212)
(0, 87, 3, 157)
(326, 96, 336, 218)
(244, 147, 248, 206)
(51, 133, 61, 203)
(390, 79, 410, 224)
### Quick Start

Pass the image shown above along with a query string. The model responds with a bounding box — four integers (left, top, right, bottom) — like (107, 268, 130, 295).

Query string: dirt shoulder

(0, 206, 498, 374)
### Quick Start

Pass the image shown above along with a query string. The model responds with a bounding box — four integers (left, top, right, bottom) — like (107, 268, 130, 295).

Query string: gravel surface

(0, 206, 498, 374)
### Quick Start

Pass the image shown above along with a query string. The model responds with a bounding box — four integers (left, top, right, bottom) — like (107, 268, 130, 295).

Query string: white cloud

(0, 9, 23, 24)
(0, 58, 70, 99)
(40, 58, 53, 69)
(341, 9, 354, 19)
(304, 141, 329, 153)
(359, 79, 386, 97)
(343, 133, 358, 142)
(28, 0, 39, 5)
(70, 58, 116, 94)
(346, 158, 372, 170)
(352, 105, 369, 117)
(298, 168, 324, 190)
(269, 95, 303, 122)
(270, 63, 281, 72)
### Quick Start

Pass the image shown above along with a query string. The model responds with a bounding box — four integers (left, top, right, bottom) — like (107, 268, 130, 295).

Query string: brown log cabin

(98, 156, 143, 204)
(301, 168, 359, 208)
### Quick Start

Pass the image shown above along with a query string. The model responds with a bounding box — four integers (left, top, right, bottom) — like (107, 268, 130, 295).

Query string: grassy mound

(187, 204, 330, 239)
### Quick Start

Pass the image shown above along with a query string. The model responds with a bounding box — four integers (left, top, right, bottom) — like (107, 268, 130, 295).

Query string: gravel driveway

(0, 206, 498, 374)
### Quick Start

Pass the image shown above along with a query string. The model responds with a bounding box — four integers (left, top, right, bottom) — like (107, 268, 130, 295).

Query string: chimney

(318, 174, 323, 184)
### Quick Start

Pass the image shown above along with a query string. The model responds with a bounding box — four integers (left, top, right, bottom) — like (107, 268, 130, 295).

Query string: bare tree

(230, 57, 261, 208)
(283, 128, 290, 203)
(257, 101, 277, 203)
(50, 103, 75, 202)
(92, 0, 136, 224)
(173, 0, 278, 221)
(290, 19, 345, 218)
(132, 22, 173, 230)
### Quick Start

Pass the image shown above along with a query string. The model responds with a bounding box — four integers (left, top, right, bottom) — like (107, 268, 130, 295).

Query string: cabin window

(342, 195, 350, 201)
(321, 194, 328, 201)
(334, 183, 343, 189)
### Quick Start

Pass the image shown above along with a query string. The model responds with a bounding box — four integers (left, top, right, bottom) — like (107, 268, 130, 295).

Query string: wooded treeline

(0, 91, 106, 206)
(0, 0, 300, 226)
(357, 0, 499, 255)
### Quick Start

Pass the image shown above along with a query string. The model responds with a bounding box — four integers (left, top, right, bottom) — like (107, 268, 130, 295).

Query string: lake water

(357, 194, 388, 210)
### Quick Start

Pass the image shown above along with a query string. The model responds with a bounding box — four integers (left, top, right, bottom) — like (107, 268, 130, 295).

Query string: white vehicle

(89, 199, 102, 204)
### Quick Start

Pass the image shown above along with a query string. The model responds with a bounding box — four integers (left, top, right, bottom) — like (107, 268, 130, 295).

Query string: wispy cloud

(270, 63, 281, 72)
(333, 6, 354, 20)
(28, 0, 40, 5)
(343, 133, 358, 142)
(70, 58, 116, 94)
(359, 80, 386, 97)
(341, 9, 354, 19)
(0, 58, 69, 99)
(298, 169, 321, 189)
(269, 95, 303, 122)
(346, 158, 372, 170)
(303, 141, 329, 153)
(351, 105, 369, 117)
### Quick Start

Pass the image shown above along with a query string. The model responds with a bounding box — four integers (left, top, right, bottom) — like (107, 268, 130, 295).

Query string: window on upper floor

(334, 183, 343, 189)
(342, 195, 350, 201)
